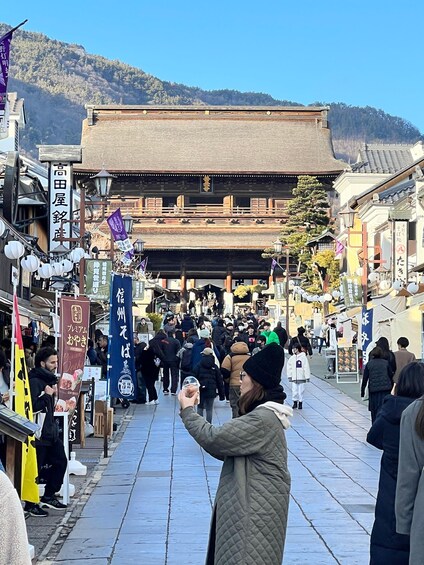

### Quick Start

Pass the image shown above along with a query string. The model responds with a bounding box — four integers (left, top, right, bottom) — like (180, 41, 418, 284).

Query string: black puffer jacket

(361, 358, 393, 396)
(193, 355, 225, 400)
(28, 367, 59, 446)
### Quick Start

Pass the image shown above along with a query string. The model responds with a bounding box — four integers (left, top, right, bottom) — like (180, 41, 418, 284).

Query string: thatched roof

(75, 105, 345, 176)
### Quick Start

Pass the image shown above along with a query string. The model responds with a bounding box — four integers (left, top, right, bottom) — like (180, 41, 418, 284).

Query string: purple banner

(0, 30, 13, 112)
(107, 208, 128, 242)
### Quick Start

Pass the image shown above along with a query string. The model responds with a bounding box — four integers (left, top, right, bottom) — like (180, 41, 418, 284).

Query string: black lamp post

(134, 238, 145, 255)
(273, 239, 290, 334)
(90, 168, 116, 199)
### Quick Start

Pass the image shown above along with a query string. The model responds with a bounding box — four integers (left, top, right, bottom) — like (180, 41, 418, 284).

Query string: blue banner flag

(108, 274, 137, 399)
(361, 306, 374, 364)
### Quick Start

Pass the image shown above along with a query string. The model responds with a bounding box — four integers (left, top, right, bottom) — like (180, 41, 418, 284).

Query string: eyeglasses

(240, 371, 246, 381)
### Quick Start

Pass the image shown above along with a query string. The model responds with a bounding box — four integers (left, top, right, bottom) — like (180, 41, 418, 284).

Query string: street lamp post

(273, 240, 290, 335)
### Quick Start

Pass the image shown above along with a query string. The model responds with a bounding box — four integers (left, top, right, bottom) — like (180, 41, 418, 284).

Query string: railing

(106, 203, 287, 217)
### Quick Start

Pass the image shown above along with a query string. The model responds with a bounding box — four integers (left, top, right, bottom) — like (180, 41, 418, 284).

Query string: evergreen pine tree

(279, 175, 330, 259)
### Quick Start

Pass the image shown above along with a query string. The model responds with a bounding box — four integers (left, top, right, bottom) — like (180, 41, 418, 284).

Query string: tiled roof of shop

(377, 179, 415, 203)
(351, 143, 414, 174)
(75, 105, 346, 175)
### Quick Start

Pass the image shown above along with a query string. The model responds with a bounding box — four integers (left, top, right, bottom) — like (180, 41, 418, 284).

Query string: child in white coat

(287, 344, 311, 409)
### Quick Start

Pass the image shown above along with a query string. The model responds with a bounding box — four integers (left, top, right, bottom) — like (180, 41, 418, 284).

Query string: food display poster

(56, 296, 90, 415)
(336, 345, 359, 375)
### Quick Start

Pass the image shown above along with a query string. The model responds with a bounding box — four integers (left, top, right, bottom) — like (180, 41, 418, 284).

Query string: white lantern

(312, 295, 319, 302)
(318, 296, 326, 303)
(379, 280, 391, 291)
(52, 262, 65, 276)
(38, 263, 54, 279)
(21, 255, 40, 273)
(306, 295, 313, 302)
(323, 293, 332, 302)
(368, 271, 379, 283)
(61, 259, 73, 274)
(392, 280, 404, 291)
(332, 290, 341, 299)
(70, 247, 85, 262)
(0, 218, 6, 238)
(4, 240, 25, 260)
(407, 282, 419, 295)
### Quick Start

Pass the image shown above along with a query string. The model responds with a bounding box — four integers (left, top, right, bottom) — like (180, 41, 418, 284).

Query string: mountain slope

(1, 23, 422, 160)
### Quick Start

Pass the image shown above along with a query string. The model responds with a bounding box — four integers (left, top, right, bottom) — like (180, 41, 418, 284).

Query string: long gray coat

(395, 399, 424, 565)
(180, 402, 291, 565)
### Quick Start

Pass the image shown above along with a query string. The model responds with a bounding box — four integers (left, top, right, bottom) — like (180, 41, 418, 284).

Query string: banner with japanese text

(132, 279, 145, 302)
(342, 276, 363, 308)
(361, 306, 374, 364)
(56, 297, 90, 415)
(393, 220, 408, 284)
(49, 162, 72, 251)
(0, 22, 26, 135)
(13, 294, 39, 503)
(85, 259, 112, 301)
(107, 208, 133, 253)
(108, 274, 136, 399)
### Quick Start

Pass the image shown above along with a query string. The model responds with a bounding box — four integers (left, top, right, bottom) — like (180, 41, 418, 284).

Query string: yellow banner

(14, 295, 39, 503)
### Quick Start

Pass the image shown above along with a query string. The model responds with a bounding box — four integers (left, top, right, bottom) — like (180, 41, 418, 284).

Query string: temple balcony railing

(88, 203, 288, 226)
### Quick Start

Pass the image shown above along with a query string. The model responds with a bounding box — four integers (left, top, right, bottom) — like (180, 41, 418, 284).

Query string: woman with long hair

(395, 374, 424, 564)
(367, 362, 424, 564)
(375, 337, 397, 375)
(361, 346, 394, 423)
(178, 342, 291, 565)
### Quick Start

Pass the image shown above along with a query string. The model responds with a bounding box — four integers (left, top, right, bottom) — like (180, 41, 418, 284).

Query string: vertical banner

(107, 208, 134, 253)
(342, 277, 363, 308)
(0, 28, 12, 137)
(85, 259, 112, 301)
(49, 162, 73, 251)
(132, 279, 145, 302)
(361, 306, 374, 364)
(13, 294, 39, 503)
(393, 220, 408, 284)
(108, 274, 136, 399)
(56, 297, 90, 415)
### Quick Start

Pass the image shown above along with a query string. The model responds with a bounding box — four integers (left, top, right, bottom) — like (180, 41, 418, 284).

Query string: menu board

(336, 345, 358, 375)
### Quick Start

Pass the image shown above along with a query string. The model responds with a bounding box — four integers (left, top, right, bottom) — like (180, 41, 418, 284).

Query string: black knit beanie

(243, 343, 284, 389)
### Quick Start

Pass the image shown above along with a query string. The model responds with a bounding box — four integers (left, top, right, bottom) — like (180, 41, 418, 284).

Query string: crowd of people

(2, 308, 424, 564)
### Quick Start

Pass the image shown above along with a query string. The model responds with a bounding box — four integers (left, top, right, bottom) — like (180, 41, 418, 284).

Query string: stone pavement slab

(46, 370, 378, 565)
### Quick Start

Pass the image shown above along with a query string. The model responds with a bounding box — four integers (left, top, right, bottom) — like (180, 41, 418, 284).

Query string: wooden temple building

(73, 105, 345, 310)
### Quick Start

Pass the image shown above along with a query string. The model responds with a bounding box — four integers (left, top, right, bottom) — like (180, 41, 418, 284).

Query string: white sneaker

(154, 400, 159, 405)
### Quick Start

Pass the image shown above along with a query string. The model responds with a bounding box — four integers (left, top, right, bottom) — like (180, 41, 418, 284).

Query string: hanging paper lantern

(70, 247, 85, 262)
(52, 262, 65, 276)
(4, 240, 25, 260)
(407, 282, 419, 295)
(318, 296, 326, 303)
(323, 293, 333, 302)
(38, 263, 54, 279)
(21, 255, 40, 273)
(368, 272, 379, 283)
(312, 295, 319, 302)
(332, 290, 341, 299)
(392, 280, 404, 291)
(379, 280, 391, 291)
(61, 259, 73, 274)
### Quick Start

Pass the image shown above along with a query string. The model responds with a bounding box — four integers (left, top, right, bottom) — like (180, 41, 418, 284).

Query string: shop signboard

(85, 259, 112, 301)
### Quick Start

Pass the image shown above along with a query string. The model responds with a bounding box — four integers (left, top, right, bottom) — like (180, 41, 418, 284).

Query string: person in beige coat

(0, 471, 31, 565)
(179, 342, 291, 565)
(220, 339, 250, 418)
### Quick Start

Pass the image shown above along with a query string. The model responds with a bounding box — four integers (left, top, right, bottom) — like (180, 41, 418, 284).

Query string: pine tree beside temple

(279, 175, 330, 260)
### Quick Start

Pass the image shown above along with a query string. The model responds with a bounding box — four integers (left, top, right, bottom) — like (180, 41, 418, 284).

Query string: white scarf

(257, 401, 293, 429)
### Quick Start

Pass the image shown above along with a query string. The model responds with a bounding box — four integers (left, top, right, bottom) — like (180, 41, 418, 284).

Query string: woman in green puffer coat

(178, 342, 292, 565)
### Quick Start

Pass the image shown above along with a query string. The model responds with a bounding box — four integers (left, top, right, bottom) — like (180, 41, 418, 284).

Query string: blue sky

(2, 0, 424, 132)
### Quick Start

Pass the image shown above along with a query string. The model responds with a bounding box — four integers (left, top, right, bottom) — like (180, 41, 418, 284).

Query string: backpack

(180, 346, 193, 371)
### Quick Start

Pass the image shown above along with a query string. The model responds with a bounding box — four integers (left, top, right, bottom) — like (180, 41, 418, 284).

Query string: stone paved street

(40, 367, 379, 565)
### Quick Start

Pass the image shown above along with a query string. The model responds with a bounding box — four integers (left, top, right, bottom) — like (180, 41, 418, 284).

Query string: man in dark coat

(192, 348, 225, 423)
(288, 327, 313, 356)
(133, 334, 146, 403)
(161, 330, 181, 395)
(24, 347, 67, 517)
(274, 322, 288, 349)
